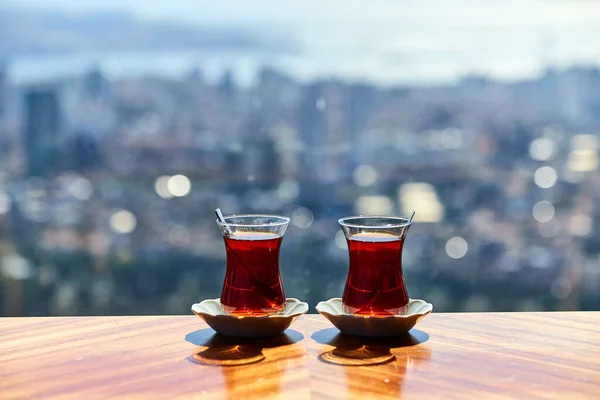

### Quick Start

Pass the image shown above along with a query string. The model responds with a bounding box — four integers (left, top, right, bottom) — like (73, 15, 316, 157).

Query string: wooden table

(1, 313, 599, 399)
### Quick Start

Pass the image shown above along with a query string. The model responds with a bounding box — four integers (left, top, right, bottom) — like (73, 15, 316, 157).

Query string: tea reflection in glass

(216, 214, 289, 315)
(338, 216, 412, 316)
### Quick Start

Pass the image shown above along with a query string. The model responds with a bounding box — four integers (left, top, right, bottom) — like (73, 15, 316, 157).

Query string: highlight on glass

(216, 214, 290, 316)
(338, 215, 413, 316)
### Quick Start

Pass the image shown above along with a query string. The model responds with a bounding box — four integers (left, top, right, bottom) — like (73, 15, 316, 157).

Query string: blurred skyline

(1, 1, 599, 316)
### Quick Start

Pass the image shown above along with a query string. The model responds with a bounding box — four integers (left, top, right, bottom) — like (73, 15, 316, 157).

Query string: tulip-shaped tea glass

(338, 216, 412, 316)
(216, 214, 290, 315)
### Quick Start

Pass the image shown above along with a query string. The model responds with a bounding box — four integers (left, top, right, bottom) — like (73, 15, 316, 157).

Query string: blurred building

(23, 88, 61, 177)
(217, 69, 235, 98)
(83, 67, 109, 101)
(65, 133, 103, 172)
(347, 84, 376, 168)
(241, 111, 281, 190)
(0, 62, 7, 163)
(0, 61, 6, 118)
(298, 82, 350, 183)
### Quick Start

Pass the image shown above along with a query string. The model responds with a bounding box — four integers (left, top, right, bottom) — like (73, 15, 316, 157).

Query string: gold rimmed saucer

(191, 298, 308, 338)
(316, 298, 433, 338)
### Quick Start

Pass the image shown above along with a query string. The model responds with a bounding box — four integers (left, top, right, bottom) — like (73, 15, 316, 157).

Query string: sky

(5, 0, 600, 85)
(7, 0, 600, 27)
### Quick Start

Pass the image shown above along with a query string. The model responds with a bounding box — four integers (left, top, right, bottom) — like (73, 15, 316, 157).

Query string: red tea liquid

(221, 231, 285, 315)
(342, 232, 409, 316)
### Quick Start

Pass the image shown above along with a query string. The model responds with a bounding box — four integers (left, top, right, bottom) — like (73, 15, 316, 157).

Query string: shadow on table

(186, 329, 303, 366)
(311, 328, 429, 366)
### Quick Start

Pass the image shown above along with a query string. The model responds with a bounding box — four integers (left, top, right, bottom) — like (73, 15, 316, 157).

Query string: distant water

(4, 48, 546, 87)
(7, 16, 600, 87)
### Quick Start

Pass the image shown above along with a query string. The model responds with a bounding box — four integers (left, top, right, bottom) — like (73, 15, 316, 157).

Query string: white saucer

(316, 298, 433, 338)
(191, 298, 308, 338)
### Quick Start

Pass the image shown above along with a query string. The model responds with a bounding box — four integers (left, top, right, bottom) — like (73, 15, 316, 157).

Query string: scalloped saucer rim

(315, 298, 433, 337)
(316, 297, 433, 319)
(191, 298, 309, 338)
(191, 298, 309, 319)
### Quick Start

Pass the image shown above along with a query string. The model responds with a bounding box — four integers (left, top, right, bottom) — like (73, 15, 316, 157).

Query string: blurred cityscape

(1, 4, 600, 316)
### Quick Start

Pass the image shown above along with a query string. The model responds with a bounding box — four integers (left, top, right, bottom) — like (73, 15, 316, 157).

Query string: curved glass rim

(216, 214, 290, 228)
(338, 215, 412, 229)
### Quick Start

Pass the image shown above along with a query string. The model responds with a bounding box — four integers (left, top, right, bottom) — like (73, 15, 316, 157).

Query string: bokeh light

(355, 195, 393, 215)
(567, 150, 597, 172)
(352, 165, 378, 187)
(335, 230, 348, 250)
(167, 174, 191, 197)
(109, 210, 137, 234)
(568, 134, 598, 172)
(533, 166, 557, 189)
(529, 138, 555, 161)
(532, 201, 555, 223)
(292, 207, 314, 229)
(446, 237, 468, 259)
(66, 175, 93, 200)
(1, 254, 33, 280)
(398, 183, 444, 222)
(276, 179, 300, 201)
(155, 175, 173, 199)
(569, 214, 592, 237)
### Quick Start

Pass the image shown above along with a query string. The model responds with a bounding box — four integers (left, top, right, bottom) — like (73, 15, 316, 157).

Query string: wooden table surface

(1, 313, 599, 399)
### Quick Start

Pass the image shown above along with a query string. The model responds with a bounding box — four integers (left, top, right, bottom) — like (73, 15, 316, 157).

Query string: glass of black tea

(216, 214, 290, 315)
(338, 216, 413, 316)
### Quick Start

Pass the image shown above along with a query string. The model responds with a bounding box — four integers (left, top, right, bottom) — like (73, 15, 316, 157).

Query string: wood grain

(1, 313, 599, 399)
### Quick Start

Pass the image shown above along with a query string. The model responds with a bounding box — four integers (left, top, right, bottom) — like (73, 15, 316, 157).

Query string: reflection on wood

(313, 326, 428, 366)
(1, 313, 599, 399)
(186, 328, 301, 366)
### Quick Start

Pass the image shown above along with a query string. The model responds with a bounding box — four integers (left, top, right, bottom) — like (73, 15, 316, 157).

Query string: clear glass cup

(338, 216, 413, 316)
(216, 214, 290, 315)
